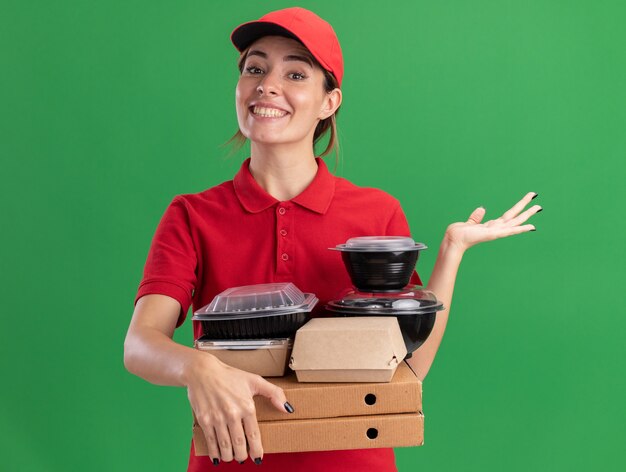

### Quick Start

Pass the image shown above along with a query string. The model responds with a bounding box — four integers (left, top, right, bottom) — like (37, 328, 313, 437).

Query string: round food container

(331, 236, 427, 292)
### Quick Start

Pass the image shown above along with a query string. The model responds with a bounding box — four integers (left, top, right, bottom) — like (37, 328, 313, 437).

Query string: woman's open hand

(444, 192, 541, 252)
(186, 353, 292, 465)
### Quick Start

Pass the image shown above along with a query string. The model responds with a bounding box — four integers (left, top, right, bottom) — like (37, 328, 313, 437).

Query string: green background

(1, 0, 624, 470)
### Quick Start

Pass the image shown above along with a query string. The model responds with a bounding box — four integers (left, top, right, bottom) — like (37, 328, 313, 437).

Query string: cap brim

(231, 21, 301, 52)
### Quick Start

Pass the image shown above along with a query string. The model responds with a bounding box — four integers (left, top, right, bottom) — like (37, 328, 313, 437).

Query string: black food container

(331, 236, 427, 292)
(193, 283, 318, 340)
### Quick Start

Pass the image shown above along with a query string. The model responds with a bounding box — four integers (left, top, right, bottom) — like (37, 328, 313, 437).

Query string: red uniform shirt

(136, 158, 421, 471)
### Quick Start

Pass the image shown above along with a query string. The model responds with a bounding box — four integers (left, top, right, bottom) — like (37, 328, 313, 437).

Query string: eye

(288, 72, 307, 80)
(244, 66, 264, 75)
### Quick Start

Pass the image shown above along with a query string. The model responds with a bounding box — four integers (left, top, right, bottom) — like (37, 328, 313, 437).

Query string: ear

(318, 88, 342, 120)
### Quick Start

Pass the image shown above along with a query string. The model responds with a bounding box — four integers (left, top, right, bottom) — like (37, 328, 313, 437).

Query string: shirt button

(280, 229, 287, 236)
(278, 207, 286, 215)
(281, 253, 289, 261)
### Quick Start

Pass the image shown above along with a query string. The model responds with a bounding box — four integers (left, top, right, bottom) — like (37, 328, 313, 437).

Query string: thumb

(467, 206, 486, 224)
(251, 376, 293, 414)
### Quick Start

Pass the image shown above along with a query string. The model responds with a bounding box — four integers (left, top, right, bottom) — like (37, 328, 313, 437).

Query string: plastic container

(193, 283, 318, 339)
(326, 286, 443, 314)
(194, 311, 311, 339)
(195, 283, 312, 315)
(331, 237, 427, 292)
(339, 236, 424, 252)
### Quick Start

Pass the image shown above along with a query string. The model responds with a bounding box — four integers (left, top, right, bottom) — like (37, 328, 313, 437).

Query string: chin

(246, 130, 304, 146)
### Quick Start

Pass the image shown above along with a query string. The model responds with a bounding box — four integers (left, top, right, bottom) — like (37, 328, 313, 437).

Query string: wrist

(181, 350, 220, 387)
(441, 230, 467, 258)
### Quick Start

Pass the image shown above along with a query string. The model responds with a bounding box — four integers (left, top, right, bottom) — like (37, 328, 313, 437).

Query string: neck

(249, 141, 319, 201)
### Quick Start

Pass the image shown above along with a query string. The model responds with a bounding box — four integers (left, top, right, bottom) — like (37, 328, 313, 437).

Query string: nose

(256, 70, 280, 96)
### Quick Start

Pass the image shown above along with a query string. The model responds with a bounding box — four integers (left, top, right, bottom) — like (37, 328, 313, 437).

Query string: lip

(248, 102, 290, 119)
(249, 102, 290, 113)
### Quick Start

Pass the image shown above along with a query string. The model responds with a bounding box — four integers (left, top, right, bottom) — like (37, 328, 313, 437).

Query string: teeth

(253, 106, 287, 118)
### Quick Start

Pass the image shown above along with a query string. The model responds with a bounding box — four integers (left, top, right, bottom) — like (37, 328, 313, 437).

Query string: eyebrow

(247, 50, 314, 68)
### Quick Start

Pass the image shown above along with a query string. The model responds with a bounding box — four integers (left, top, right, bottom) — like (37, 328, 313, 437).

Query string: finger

(501, 192, 537, 221)
(200, 422, 222, 466)
(214, 422, 234, 462)
(243, 414, 264, 463)
(195, 410, 222, 465)
(466, 206, 486, 225)
(251, 376, 291, 414)
(228, 419, 249, 463)
(506, 205, 542, 227)
(492, 224, 536, 239)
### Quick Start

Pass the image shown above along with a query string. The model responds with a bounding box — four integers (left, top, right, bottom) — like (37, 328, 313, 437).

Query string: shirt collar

(233, 157, 336, 214)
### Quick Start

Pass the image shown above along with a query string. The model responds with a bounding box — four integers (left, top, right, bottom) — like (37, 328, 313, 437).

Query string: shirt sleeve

(386, 202, 423, 286)
(135, 196, 197, 326)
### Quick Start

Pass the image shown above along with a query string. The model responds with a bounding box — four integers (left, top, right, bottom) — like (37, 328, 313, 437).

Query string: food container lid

(193, 283, 318, 320)
(331, 236, 427, 252)
(195, 337, 293, 350)
(326, 285, 444, 315)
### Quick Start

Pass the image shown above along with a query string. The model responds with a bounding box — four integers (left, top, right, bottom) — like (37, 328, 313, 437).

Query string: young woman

(124, 7, 541, 471)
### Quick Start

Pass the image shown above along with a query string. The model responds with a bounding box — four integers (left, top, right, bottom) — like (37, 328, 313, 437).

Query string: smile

(251, 106, 288, 118)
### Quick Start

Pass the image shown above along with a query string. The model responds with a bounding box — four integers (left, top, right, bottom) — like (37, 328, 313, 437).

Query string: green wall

(1, 1, 624, 470)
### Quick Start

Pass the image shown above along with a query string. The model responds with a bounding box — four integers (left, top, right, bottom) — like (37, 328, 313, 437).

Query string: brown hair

(227, 45, 341, 159)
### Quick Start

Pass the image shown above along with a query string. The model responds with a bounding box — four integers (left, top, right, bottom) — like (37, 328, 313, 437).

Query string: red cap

(231, 7, 344, 87)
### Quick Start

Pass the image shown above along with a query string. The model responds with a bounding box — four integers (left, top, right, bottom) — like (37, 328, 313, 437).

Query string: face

(235, 35, 341, 147)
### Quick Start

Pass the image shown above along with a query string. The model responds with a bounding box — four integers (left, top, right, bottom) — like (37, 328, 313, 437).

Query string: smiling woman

(233, 37, 341, 157)
(123, 6, 541, 472)
(235, 36, 341, 154)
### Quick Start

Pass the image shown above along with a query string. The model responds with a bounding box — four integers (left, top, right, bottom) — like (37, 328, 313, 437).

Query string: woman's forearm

(406, 194, 540, 380)
(123, 295, 215, 387)
(407, 235, 465, 381)
(124, 326, 206, 387)
(124, 296, 292, 463)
